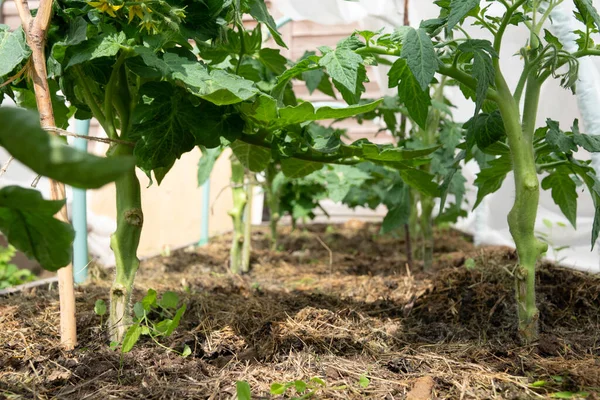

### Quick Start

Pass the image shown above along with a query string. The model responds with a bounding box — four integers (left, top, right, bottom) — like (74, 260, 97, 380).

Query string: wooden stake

(15, 0, 77, 350)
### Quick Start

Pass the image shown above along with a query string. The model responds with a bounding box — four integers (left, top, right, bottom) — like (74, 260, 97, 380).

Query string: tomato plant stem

(495, 69, 547, 344)
(229, 158, 247, 274)
(109, 144, 143, 341)
(265, 164, 280, 251)
(241, 173, 253, 273)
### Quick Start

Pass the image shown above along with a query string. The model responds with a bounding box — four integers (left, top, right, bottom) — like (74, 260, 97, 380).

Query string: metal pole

(72, 119, 90, 283)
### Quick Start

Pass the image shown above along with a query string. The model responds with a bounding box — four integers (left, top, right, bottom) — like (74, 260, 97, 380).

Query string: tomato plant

(303, 0, 600, 343)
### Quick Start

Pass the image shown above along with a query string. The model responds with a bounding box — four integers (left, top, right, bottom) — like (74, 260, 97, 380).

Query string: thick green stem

(265, 164, 280, 251)
(229, 158, 247, 274)
(495, 70, 547, 344)
(241, 174, 253, 273)
(420, 196, 435, 270)
(109, 144, 143, 342)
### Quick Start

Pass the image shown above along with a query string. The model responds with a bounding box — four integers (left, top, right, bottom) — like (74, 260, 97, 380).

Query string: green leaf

(198, 146, 223, 186)
(388, 59, 431, 128)
(549, 391, 590, 399)
(258, 48, 287, 74)
(236, 381, 252, 400)
(160, 291, 179, 309)
(165, 304, 186, 336)
(541, 170, 578, 228)
(281, 158, 324, 178)
(465, 111, 505, 150)
(546, 119, 577, 153)
(447, 0, 481, 31)
(359, 375, 370, 388)
(121, 324, 142, 353)
(400, 169, 440, 197)
(0, 108, 135, 189)
(319, 48, 365, 104)
(231, 141, 271, 172)
(473, 156, 512, 208)
(0, 186, 74, 271)
(65, 32, 126, 68)
(573, 0, 600, 31)
(0, 25, 31, 78)
(294, 380, 307, 393)
(248, 0, 287, 48)
(94, 299, 107, 316)
(381, 198, 410, 234)
(573, 133, 600, 152)
(238, 94, 278, 123)
(142, 288, 157, 311)
(458, 40, 497, 115)
(181, 345, 192, 358)
(164, 53, 259, 105)
(133, 302, 146, 319)
(270, 383, 287, 395)
(359, 143, 439, 162)
(310, 377, 326, 387)
(544, 29, 563, 50)
(275, 100, 382, 129)
(400, 28, 437, 91)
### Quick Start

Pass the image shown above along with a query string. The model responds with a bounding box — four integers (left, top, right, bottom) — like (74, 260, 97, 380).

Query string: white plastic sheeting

(273, 0, 600, 272)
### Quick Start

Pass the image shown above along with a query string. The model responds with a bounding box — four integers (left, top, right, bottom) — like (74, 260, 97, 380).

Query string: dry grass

(1, 224, 599, 399)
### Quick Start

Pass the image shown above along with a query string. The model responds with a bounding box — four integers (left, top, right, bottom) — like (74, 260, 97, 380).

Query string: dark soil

(1, 222, 599, 399)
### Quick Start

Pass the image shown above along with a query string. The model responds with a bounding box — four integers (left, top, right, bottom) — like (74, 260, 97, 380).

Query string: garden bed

(1, 223, 599, 399)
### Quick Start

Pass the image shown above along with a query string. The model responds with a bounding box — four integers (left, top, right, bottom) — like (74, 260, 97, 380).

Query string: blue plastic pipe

(198, 180, 210, 246)
(73, 119, 90, 284)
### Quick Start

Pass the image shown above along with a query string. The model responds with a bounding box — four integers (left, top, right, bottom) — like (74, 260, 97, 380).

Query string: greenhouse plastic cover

(274, 0, 600, 273)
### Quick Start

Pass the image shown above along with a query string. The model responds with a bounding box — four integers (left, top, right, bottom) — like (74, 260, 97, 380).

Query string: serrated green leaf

(0, 108, 135, 189)
(275, 100, 382, 129)
(0, 25, 31, 78)
(248, 0, 287, 48)
(573, 133, 600, 152)
(238, 94, 278, 123)
(401, 28, 437, 91)
(381, 195, 410, 234)
(198, 146, 223, 186)
(258, 48, 287, 74)
(574, 0, 600, 31)
(388, 59, 431, 128)
(281, 158, 324, 178)
(473, 156, 512, 208)
(359, 143, 439, 162)
(400, 169, 440, 197)
(458, 40, 496, 115)
(546, 119, 577, 153)
(164, 53, 259, 105)
(65, 32, 126, 68)
(0, 186, 74, 272)
(121, 324, 142, 353)
(319, 48, 364, 104)
(236, 381, 252, 400)
(447, 0, 481, 31)
(541, 170, 578, 228)
(465, 111, 505, 150)
(231, 141, 271, 172)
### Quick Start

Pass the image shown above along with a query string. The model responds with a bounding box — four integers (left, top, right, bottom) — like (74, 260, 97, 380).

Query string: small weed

(116, 289, 189, 356)
(0, 245, 36, 289)
(464, 258, 476, 270)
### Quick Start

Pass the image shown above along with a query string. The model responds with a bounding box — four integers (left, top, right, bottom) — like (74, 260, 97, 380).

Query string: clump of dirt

(1, 223, 599, 399)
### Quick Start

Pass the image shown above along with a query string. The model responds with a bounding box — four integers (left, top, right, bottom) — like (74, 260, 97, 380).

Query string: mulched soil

(1, 222, 599, 399)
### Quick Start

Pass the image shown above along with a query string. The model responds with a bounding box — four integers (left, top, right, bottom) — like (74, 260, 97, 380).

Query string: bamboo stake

(15, 0, 77, 350)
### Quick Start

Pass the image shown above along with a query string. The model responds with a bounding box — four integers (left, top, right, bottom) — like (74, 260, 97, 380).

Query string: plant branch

(104, 51, 128, 139)
(44, 127, 136, 146)
(13, 0, 31, 34)
(494, 0, 527, 56)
